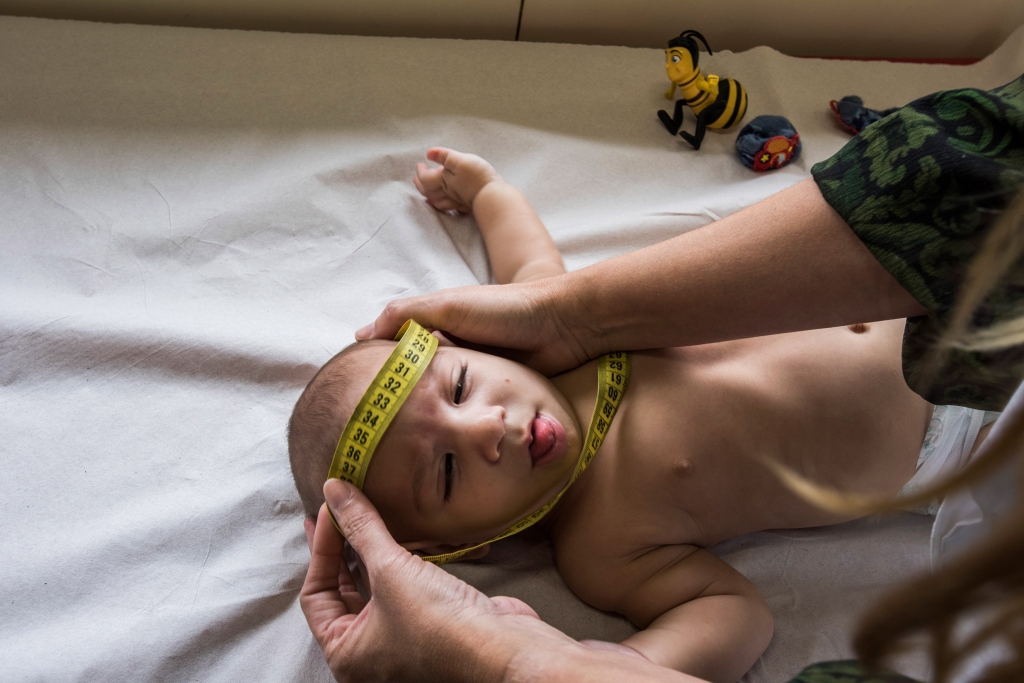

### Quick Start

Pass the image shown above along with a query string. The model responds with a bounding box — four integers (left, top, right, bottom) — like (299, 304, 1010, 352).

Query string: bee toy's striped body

(658, 30, 748, 150)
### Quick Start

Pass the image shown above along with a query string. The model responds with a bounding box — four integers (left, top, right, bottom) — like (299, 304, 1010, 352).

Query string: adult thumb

(323, 479, 405, 570)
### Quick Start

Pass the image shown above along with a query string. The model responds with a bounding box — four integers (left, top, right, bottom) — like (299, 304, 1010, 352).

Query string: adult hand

(300, 479, 572, 683)
(355, 277, 596, 376)
(302, 479, 708, 683)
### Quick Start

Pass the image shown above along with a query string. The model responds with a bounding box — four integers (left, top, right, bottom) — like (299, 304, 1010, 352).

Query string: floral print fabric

(812, 74, 1024, 411)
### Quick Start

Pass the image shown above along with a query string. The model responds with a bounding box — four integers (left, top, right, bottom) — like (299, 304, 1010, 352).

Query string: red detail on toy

(830, 100, 861, 135)
(752, 133, 800, 172)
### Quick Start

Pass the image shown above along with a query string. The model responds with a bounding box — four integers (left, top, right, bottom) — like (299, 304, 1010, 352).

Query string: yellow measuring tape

(328, 320, 438, 488)
(326, 319, 630, 565)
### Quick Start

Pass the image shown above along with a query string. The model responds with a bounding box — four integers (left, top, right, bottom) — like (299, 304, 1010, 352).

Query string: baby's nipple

(672, 458, 694, 478)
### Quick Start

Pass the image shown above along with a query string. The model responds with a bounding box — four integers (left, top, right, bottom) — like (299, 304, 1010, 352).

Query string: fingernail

(324, 480, 354, 509)
(355, 323, 373, 340)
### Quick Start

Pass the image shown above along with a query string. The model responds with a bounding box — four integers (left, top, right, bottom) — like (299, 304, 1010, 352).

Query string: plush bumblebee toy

(659, 30, 748, 150)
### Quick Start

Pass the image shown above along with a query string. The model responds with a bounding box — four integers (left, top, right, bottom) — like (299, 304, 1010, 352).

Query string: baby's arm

(569, 546, 773, 683)
(415, 147, 565, 284)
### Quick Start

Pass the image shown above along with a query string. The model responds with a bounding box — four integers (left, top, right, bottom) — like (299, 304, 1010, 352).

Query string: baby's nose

(465, 407, 505, 463)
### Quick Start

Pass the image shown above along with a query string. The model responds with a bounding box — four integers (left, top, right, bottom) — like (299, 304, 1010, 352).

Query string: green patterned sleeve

(787, 660, 922, 683)
(812, 74, 1024, 411)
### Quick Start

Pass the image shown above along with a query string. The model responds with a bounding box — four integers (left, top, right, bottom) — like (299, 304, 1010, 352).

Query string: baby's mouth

(529, 414, 567, 468)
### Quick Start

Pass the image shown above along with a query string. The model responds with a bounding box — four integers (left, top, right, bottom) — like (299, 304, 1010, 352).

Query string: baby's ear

(400, 540, 491, 562)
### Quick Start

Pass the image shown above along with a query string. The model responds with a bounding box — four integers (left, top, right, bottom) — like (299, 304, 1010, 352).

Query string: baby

(289, 149, 995, 683)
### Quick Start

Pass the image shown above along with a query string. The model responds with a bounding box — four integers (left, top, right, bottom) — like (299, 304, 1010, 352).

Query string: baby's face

(351, 342, 581, 547)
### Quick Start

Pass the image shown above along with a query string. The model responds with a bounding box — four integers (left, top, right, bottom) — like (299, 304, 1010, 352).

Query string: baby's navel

(672, 458, 694, 477)
(847, 323, 870, 334)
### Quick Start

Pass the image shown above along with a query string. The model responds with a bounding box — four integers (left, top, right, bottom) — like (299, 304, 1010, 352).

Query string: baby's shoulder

(551, 530, 633, 612)
(553, 532, 711, 616)
(546, 483, 636, 604)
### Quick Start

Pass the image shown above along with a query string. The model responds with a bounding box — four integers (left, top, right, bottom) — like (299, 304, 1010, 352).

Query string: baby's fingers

(415, 178, 467, 211)
(415, 162, 444, 192)
(413, 173, 432, 197)
(427, 195, 472, 213)
(426, 147, 454, 168)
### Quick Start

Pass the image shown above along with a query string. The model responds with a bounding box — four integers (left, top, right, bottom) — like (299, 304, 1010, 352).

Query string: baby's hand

(414, 147, 502, 214)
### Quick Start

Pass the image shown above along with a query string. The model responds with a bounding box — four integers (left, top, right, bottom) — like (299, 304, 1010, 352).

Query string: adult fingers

(353, 284, 557, 360)
(300, 503, 361, 645)
(304, 516, 316, 554)
(303, 504, 344, 593)
(579, 640, 648, 660)
(354, 284, 536, 349)
(355, 290, 453, 340)
(323, 479, 409, 579)
(490, 595, 541, 619)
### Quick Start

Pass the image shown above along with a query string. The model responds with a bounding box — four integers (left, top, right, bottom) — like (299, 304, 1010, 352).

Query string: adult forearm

(360, 177, 928, 375)
(446, 612, 704, 683)
(503, 640, 707, 683)
(558, 178, 925, 356)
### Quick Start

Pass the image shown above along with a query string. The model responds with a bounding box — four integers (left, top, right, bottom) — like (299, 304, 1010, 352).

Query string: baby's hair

(288, 339, 394, 518)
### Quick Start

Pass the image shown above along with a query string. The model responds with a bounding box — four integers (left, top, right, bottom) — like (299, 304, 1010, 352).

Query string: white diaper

(898, 405, 1000, 567)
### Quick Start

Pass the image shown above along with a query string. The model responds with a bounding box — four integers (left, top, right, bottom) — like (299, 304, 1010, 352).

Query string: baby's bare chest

(553, 326, 929, 552)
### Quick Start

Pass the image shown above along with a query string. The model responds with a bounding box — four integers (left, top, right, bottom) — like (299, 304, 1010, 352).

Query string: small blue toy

(735, 115, 801, 172)
(830, 96, 899, 135)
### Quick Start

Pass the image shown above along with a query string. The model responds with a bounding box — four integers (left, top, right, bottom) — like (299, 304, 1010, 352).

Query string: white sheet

(2, 15, 1022, 682)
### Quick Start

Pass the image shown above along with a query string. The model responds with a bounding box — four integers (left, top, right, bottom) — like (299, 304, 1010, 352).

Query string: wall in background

(2, 0, 1023, 58)
(518, 0, 1024, 59)
(0, 0, 522, 40)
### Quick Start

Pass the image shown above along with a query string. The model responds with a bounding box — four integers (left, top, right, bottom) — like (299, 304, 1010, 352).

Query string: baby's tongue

(530, 415, 556, 464)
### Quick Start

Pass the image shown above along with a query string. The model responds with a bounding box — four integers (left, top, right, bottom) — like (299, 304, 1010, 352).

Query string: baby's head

(289, 338, 582, 555)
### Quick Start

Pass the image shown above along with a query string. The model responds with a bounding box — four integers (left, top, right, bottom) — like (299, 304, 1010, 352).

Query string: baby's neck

(550, 358, 603, 440)
(537, 359, 605, 529)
